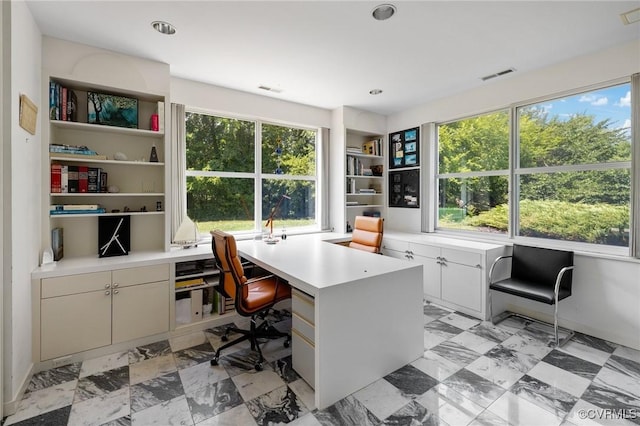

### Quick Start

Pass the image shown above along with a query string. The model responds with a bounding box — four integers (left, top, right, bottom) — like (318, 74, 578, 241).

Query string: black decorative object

(389, 127, 419, 169)
(149, 144, 159, 162)
(389, 169, 420, 208)
(98, 215, 130, 257)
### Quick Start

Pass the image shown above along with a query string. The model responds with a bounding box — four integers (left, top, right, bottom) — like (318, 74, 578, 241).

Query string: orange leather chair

(210, 230, 291, 370)
(349, 216, 383, 253)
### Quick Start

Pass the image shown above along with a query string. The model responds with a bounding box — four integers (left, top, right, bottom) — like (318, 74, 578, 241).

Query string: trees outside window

(185, 112, 318, 234)
(436, 82, 631, 248)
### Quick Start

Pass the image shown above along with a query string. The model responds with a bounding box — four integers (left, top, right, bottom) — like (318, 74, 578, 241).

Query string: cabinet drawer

(292, 329, 315, 389)
(42, 271, 111, 298)
(410, 243, 440, 259)
(112, 264, 169, 287)
(292, 312, 315, 344)
(381, 238, 409, 252)
(292, 288, 315, 325)
(441, 248, 482, 267)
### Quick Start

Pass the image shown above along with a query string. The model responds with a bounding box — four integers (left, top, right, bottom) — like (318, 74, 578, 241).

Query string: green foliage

(185, 113, 317, 227)
(464, 200, 628, 246)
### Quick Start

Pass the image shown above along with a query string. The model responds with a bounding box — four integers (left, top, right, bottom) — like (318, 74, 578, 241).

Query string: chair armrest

(553, 265, 575, 301)
(243, 274, 276, 286)
(489, 255, 512, 284)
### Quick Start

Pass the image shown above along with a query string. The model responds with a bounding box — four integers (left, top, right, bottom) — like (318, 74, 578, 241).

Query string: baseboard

(3, 362, 34, 416)
(503, 302, 640, 351)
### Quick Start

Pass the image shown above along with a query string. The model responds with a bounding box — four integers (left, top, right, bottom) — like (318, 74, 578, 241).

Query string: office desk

(236, 233, 423, 410)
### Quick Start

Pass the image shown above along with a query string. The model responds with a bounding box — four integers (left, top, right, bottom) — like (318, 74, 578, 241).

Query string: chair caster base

(210, 357, 219, 366)
(255, 363, 263, 371)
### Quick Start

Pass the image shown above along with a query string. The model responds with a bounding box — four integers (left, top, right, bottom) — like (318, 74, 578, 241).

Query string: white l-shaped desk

(236, 233, 423, 410)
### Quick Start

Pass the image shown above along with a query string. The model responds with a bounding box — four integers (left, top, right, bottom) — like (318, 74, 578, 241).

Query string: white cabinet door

(112, 280, 169, 344)
(41, 290, 111, 360)
(441, 262, 482, 312)
(416, 255, 441, 299)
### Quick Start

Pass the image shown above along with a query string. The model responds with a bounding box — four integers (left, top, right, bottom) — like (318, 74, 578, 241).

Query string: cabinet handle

(105, 290, 110, 295)
(441, 257, 447, 262)
(113, 290, 119, 295)
(475, 264, 482, 269)
(104, 284, 111, 289)
(113, 283, 119, 288)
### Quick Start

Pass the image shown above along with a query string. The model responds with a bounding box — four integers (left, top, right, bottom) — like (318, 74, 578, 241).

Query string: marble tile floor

(4, 303, 640, 426)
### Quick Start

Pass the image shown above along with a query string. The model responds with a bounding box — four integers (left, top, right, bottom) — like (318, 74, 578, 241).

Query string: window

(435, 81, 632, 250)
(185, 112, 318, 235)
(437, 110, 510, 234)
(516, 83, 631, 247)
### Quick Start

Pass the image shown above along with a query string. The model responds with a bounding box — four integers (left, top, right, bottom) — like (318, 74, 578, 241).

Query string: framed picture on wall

(389, 126, 419, 169)
(389, 169, 420, 208)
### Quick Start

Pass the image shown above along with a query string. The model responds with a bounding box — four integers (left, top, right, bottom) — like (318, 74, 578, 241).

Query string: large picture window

(516, 83, 631, 247)
(185, 111, 318, 235)
(435, 81, 632, 250)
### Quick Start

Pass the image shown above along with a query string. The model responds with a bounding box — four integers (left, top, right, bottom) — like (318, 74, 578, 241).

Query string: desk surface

(236, 233, 418, 295)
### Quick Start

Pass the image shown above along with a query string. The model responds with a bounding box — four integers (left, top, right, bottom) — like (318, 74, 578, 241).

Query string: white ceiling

(25, 1, 640, 115)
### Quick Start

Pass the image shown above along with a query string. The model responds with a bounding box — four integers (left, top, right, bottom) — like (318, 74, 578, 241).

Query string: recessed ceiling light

(372, 4, 396, 21)
(151, 21, 176, 35)
(369, 89, 383, 95)
(620, 7, 640, 25)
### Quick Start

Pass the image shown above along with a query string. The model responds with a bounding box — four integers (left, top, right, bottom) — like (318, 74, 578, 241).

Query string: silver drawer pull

(113, 283, 119, 288)
(476, 264, 482, 269)
(105, 291, 110, 295)
(105, 284, 111, 289)
(113, 290, 119, 295)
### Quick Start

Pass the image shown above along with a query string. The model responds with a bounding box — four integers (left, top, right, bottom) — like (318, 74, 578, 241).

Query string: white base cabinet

(36, 264, 169, 361)
(382, 232, 507, 320)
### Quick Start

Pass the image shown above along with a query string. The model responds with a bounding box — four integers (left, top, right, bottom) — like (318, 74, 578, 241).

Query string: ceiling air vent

(258, 85, 283, 93)
(480, 68, 516, 82)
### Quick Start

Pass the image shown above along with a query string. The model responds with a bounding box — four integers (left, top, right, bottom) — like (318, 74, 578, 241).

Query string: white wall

(6, 0, 41, 407)
(387, 39, 640, 349)
(171, 77, 331, 129)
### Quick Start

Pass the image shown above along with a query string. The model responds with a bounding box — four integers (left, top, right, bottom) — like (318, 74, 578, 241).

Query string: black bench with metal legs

(488, 244, 575, 347)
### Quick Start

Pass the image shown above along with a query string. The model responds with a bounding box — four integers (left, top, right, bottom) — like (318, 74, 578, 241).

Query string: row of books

(51, 164, 108, 193)
(49, 82, 78, 122)
(362, 138, 383, 156)
(347, 155, 375, 176)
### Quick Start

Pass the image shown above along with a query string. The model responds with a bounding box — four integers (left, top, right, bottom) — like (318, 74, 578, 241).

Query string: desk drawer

(292, 288, 314, 325)
(442, 248, 482, 267)
(382, 238, 409, 252)
(113, 264, 169, 288)
(292, 312, 315, 344)
(292, 329, 315, 389)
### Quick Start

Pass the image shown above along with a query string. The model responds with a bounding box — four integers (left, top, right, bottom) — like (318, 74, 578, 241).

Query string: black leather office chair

(210, 230, 291, 370)
(488, 244, 575, 346)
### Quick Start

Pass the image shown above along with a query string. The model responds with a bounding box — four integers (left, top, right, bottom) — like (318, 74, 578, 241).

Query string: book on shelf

(51, 204, 101, 211)
(61, 165, 68, 193)
(49, 152, 108, 160)
(67, 90, 78, 122)
(175, 277, 206, 289)
(99, 170, 108, 193)
(68, 165, 79, 193)
(359, 188, 376, 194)
(346, 201, 359, 205)
(50, 208, 106, 215)
(50, 164, 62, 193)
(87, 168, 99, 192)
(346, 146, 361, 154)
(78, 166, 88, 193)
(61, 87, 67, 121)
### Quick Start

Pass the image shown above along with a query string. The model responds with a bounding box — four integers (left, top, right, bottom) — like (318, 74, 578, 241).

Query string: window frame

(432, 77, 634, 257)
(184, 107, 321, 238)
